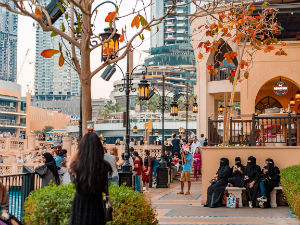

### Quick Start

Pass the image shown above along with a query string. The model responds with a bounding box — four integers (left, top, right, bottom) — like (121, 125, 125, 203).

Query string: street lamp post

(185, 83, 189, 140)
(138, 75, 172, 188)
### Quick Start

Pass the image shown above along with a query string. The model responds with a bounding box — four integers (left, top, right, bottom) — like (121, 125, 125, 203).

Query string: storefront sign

(274, 81, 288, 95)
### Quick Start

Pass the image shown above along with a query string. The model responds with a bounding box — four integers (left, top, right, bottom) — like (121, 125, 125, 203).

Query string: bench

(226, 186, 282, 208)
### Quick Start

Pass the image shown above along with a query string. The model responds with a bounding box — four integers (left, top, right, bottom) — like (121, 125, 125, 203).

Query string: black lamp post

(138, 74, 173, 188)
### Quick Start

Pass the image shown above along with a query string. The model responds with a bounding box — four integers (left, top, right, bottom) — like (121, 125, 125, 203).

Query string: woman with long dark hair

(35, 152, 60, 187)
(69, 133, 112, 225)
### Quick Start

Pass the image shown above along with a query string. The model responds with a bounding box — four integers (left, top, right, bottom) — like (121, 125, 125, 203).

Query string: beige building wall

(26, 93, 71, 133)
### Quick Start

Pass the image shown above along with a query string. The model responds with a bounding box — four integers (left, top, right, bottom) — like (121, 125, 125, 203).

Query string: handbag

(226, 194, 239, 208)
(103, 182, 113, 222)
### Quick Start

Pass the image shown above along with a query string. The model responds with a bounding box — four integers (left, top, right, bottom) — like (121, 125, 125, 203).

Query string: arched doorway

(255, 76, 300, 114)
(255, 96, 283, 114)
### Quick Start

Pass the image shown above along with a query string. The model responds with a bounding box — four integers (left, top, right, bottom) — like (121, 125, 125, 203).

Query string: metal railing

(0, 167, 42, 222)
(208, 114, 300, 146)
(210, 67, 235, 81)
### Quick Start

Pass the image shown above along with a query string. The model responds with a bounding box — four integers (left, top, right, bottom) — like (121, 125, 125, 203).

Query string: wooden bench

(225, 186, 282, 208)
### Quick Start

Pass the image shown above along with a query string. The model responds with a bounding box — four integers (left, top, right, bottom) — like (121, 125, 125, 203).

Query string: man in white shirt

(191, 137, 201, 155)
(104, 148, 119, 185)
(199, 134, 205, 147)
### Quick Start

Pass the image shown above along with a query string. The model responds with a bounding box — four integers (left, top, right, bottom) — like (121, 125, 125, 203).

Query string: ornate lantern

(100, 27, 120, 61)
(179, 127, 185, 134)
(192, 102, 198, 113)
(218, 105, 224, 113)
(133, 125, 138, 134)
(295, 90, 300, 102)
(138, 79, 150, 100)
(290, 97, 296, 108)
(170, 101, 178, 116)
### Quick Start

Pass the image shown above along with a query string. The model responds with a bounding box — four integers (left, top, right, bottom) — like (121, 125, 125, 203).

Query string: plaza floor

(146, 180, 300, 225)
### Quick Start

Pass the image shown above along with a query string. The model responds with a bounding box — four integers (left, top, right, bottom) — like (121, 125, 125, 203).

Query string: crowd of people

(205, 156, 280, 208)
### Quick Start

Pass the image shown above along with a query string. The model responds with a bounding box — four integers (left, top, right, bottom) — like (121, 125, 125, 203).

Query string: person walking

(177, 147, 193, 195)
(171, 134, 181, 157)
(69, 133, 112, 225)
(104, 148, 119, 185)
(142, 150, 152, 192)
(193, 147, 202, 180)
(35, 153, 60, 187)
(191, 137, 200, 155)
(132, 151, 143, 192)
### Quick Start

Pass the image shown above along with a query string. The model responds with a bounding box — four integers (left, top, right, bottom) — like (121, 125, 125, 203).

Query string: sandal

(177, 191, 184, 194)
(185, 191, 191, 195)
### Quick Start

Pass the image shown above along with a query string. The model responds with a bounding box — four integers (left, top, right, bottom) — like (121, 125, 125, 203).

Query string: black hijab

(217, 157, 230, 177)
(265, 158, 275, 175)
(245, 156, 258, 177)
(43, 153, 60, 185)
(235, 157, 242, 167)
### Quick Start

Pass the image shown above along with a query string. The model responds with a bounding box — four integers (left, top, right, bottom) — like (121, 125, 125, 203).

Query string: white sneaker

(257, 196, 267, 202)
(249, 201, 253, 208)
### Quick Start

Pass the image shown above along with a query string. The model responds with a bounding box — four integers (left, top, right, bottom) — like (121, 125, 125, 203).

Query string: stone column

(62, 136, 72, 155)
(27, 133, 36, 151)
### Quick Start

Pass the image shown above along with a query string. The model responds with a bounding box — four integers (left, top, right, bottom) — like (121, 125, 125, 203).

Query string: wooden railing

(208, 114, 300, 146)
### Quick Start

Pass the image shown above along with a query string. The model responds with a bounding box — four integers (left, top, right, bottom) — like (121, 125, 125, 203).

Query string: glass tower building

(0, 6, 18, 82)
(34, 0, 80, 100)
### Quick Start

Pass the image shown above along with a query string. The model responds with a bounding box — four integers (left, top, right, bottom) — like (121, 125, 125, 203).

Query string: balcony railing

(210, 67, 235, 81)
(208, 114, 300, 146)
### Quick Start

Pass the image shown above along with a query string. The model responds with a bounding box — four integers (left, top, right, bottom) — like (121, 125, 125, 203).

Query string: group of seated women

(205, 156, 280, 208)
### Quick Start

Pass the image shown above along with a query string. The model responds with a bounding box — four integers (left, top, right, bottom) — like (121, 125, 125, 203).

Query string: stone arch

(255, 76, 300, 113)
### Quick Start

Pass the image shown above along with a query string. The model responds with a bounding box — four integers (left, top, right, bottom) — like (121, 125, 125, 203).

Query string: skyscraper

(0, 6, 18, 82)
(150, 0, 190, 48)
(34, 0, 80, 100)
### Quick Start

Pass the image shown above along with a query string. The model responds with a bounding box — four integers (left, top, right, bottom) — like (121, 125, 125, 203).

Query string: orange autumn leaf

(35, 7, 43, 19)
(41, 49, 60, 58)
(131, 15, 140, 29)
(105, 11, 117, 22)
(120, 30, 125, 42)
(264, 45, 275, 53)
(281, 41, 286, 46)
(59, 54, 64, 67)
(250, 4, 255, 11)
(198, 53, 203, 59)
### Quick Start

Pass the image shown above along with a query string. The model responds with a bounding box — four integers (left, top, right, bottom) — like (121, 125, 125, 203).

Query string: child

(173, 152, 180, 171)
(193, 147, 202, 181)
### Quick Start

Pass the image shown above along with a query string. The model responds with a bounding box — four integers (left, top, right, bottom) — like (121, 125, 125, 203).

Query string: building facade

(34, 0, 80, 101)
(190, 0, 300, 138)
(0, 5, 18, 82)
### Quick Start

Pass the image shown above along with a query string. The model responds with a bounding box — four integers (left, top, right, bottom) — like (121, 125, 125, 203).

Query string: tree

(42, 125, 54, 133)
(194, 1, 287, 144)
(0, 0, 199, 135)
(98, 100, 123, 118)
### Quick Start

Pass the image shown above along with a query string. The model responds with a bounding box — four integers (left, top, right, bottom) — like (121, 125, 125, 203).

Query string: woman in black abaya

(257, 158, 280, 208)
(228, 157, 245, 187)
(244, 156, 261, 208)
(204, 158, 231, 208)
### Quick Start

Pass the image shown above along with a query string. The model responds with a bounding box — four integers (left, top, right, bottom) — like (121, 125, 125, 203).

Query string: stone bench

(225, 186, 282, 208)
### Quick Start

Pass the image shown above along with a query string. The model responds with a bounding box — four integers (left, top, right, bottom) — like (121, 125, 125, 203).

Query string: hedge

(281, 164, 300, 219)
(24, 183, 158, 225)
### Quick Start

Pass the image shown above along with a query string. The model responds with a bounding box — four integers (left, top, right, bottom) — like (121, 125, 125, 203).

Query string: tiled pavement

(145, 180, 300, 225)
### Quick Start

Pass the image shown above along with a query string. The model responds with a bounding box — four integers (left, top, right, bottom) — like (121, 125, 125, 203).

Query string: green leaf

(56, 1, 65, 13)
(50, 31, 58, 37)
(64, 12, 68, 20)
(59, 42, 62, 52)
(263, 1, 268, 8)
(139, 15, 148, 26)
(109, 20, 112, 28)
(62, 22, 65, 32)
(139, 34, 144, 40)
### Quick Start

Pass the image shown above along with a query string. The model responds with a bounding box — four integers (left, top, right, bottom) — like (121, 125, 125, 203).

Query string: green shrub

(24, 183, 158, 225)
(107, 184, 158, 225)
(24, 183, 75, 225)
(281, 165, 300, 219)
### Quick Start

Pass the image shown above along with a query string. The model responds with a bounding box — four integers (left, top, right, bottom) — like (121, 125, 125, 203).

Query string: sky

(16, 1, 151, 99)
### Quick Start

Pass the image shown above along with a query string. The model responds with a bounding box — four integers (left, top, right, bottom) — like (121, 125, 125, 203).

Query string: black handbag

(103, 183, 113, 222)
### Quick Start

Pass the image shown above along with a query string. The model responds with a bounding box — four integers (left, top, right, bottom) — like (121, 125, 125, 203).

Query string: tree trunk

(224, 39, 248, 144)
(80, 2, 92, 136)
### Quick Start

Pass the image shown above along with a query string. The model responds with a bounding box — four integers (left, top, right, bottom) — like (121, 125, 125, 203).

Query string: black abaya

(260, 159, 280, 208)
(244, 156, 261, 207)
(205, 158, 231, 208)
